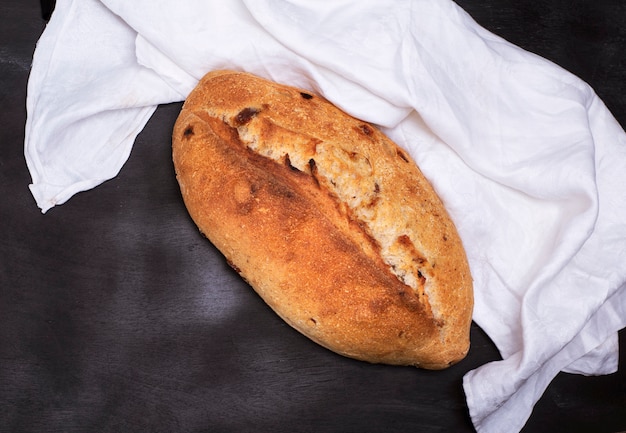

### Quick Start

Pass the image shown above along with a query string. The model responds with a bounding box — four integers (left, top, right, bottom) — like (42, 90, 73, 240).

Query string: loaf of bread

(172, 70, 473, 369)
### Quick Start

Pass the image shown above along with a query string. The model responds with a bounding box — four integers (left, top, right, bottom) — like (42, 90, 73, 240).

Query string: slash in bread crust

(172, 70, 473, 369)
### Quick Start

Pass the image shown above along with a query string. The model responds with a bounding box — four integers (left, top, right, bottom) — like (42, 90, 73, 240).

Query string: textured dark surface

(1, 1, 624, 432)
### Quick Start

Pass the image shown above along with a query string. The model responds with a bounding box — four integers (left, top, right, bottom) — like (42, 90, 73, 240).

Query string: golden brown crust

(172, 70, 473, 369)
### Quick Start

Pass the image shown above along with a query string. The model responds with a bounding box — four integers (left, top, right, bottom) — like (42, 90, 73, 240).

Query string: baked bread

(172, 70, 473, 369)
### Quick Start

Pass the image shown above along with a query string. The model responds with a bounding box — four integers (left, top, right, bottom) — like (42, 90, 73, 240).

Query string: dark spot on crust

(397, 234, 412, 246)
(308, 158, 320, 186)
(366, 195, 380, 208)
(413, 256, 426, 266)
(308, 318, 317, 325)
(284, 154, 301, 172)
(396, 288, 421, 312)
(235, 107, 260, 125)
(226, 259, 242, 274)
(417, 270, 426, 286)
(183, 125, 194, 137)
(360, 124, 374, 136)
(267, 178, 295, 200)
(397, 149, 410, 163)
(374, 182, 380, 194)
(300, 92, 313, 99)
(396, 235, 429, 286)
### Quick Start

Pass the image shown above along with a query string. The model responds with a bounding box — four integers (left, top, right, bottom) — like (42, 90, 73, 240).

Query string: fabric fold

(25, 0, 182, 212)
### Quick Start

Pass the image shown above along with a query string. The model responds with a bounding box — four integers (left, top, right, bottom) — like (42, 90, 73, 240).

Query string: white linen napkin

(25, 1, 626, 432)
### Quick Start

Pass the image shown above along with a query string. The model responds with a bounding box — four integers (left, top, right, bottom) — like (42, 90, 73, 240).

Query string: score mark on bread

(173, 70, 473, 369)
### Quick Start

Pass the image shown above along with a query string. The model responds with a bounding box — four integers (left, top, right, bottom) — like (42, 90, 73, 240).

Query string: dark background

(1, 1, 624, 432)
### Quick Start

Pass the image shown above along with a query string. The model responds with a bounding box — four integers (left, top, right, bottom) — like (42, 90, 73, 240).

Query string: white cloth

(25, 1, 626, 432)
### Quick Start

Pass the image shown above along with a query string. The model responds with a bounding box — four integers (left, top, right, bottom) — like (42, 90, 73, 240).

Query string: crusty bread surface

(172, 70, 473, 369)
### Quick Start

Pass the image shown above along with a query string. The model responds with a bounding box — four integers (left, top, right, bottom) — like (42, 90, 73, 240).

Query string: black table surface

(1, 1, 625, 432)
